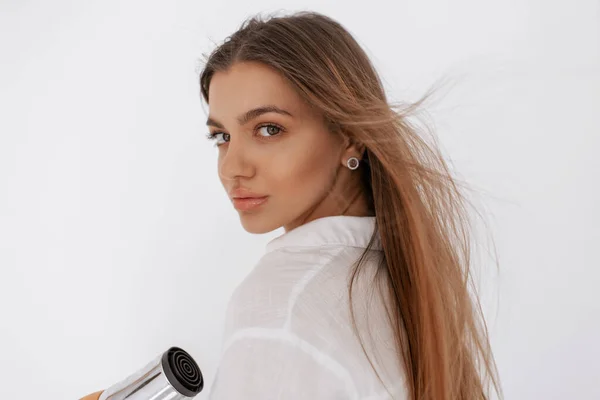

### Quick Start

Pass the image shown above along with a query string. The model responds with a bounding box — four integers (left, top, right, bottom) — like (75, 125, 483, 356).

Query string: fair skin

(206, 61, 372, 234)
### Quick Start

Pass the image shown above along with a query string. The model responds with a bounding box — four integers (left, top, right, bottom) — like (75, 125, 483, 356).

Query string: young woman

(201, 11, 501, 400)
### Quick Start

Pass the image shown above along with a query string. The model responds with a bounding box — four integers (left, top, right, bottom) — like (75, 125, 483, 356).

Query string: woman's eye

(206, 132, 230, 146)
(257, 124, 282, 137)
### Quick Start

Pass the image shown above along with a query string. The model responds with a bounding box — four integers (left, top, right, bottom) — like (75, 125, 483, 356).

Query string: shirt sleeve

(207, 328, 356, 400)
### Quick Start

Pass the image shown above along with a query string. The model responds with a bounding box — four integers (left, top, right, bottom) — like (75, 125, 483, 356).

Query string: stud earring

(346, 157, 360, 170)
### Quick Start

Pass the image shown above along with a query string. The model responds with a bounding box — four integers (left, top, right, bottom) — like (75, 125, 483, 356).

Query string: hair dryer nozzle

(98, 346, 203, 400)
(161, 347, 204, 397)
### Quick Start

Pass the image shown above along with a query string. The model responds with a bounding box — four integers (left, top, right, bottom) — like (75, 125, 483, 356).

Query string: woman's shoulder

(232, 244, 379, 304)
(223, 244, 384, 336)
(220, 244, 405, 397)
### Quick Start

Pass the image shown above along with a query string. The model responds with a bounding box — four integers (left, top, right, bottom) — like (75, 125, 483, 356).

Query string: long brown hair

(199, 11, 501, 400)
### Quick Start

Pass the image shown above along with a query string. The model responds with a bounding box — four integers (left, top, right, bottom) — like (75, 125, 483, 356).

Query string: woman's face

(206, 61, 366, 234)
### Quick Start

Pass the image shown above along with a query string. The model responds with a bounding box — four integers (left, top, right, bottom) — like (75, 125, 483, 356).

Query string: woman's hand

(79, 390, 103, 400)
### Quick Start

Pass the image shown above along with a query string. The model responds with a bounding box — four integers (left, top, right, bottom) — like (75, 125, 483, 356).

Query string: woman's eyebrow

(206, 105, 294, 128)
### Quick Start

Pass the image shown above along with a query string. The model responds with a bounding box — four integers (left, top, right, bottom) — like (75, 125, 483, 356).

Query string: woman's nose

(218, 139, 253, 181)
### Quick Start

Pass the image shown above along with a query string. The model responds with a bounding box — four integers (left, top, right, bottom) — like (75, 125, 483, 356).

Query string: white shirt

(208, 215, 408, 399)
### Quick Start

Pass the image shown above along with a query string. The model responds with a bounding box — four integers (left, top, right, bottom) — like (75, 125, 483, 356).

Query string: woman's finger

(79, 390, 103, 400)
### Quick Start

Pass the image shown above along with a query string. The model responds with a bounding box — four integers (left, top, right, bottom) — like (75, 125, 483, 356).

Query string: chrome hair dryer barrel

(98, 346, 203, 400)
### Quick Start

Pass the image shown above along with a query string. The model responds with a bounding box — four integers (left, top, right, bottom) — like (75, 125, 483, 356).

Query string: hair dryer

(84, 346, 204, 400)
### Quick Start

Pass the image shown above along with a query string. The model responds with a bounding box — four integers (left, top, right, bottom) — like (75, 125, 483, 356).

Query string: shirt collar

(265, 215, 382, 254)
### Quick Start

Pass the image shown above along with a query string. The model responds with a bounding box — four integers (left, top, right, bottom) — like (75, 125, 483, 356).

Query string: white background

(0, 1, 598, 399)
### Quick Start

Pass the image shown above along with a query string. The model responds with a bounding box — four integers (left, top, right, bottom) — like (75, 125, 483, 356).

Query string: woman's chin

(238, 214, 280, 234)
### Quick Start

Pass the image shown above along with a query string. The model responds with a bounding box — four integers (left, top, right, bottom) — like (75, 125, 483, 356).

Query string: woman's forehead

(208, 62, 307, 113)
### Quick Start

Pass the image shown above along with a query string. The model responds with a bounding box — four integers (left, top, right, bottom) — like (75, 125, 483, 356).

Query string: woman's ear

(340, 136, 366, 165)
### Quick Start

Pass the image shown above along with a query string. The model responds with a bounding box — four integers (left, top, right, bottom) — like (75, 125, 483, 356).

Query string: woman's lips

(232, 196, 269, 211)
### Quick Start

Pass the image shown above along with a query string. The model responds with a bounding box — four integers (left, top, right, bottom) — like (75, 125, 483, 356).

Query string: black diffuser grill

(162, 347, 203, 397)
